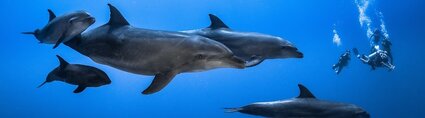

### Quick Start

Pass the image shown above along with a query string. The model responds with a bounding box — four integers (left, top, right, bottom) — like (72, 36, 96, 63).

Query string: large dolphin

(23, 9, 95, 49)
(225, 84, 370, 118)
(182, 14, 303, 67)
(64, 4, 245, 95)
(38, 55, 111, 93)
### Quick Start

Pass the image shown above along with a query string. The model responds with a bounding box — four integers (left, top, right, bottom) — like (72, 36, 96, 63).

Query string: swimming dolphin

(22, 9, 95, 49)
(182, 14, 303, 67)
(64, 4, 245, 95)
(225, 84, 370, 118)
(38, 55, 111, 93)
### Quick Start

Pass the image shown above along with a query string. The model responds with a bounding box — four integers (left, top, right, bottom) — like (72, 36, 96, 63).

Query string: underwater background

(1, 0, 425, 117)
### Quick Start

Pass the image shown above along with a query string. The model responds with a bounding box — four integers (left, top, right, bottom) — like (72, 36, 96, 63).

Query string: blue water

(1, 0, 425, 117)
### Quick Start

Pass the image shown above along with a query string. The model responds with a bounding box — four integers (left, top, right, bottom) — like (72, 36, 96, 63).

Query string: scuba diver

(353, 47, 395, 71)
(332, 50, 351, 75)
(370, 29, 385, 47)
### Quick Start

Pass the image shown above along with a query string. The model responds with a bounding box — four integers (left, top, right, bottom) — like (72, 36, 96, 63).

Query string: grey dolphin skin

(225, 84, 370, 118)
(38, 55, 111, 93)
(64, 4, 245, 95)
(22, 9, 95, 49)
(182, 14, 303, 67)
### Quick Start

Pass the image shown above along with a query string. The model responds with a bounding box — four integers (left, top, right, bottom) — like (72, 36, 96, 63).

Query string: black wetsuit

(333, 51, 351, 74)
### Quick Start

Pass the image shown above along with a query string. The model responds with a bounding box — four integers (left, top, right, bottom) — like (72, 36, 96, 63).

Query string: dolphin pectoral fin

(73, 85, 86, 93)
(37, 81, 47, 88)
(142, 71, 178, 95)
(245, 56, 264, 67)
(53, 34, 66, 49)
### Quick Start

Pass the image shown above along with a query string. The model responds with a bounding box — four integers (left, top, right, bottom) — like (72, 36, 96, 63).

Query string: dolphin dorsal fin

(208, 14, 229, 29)
(297, 84, 316, 99)
(48, 9, 56, 22)
(56, 55, 69, 69)
(106, 4, 130, 26)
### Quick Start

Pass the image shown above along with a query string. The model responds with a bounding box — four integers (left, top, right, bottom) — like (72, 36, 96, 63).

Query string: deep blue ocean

(1, 0, 425, 117)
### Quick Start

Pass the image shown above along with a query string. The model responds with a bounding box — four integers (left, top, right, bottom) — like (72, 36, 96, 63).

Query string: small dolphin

(38, 55, 111, 93)
(22, 9, 95, 49)
(182, 14, 303, 67)
(225, 84, 370, 118)
(64, 4, 245, 94)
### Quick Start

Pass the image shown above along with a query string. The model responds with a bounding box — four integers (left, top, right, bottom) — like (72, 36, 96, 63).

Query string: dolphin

(64, 4, 245, 95)
(182, 14, 303, 67)
(38, 55, 111, 93)
(22, 9, 95, 49)
(225, 84, 370, 118)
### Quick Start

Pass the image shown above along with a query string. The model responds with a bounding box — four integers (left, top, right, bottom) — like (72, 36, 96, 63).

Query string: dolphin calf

(38, 55, 111, 93)
(182, 14, 303, 67)
(225, 84, 370, 118)
(23, 9, 95, 49)
(64, 4, 245, 94)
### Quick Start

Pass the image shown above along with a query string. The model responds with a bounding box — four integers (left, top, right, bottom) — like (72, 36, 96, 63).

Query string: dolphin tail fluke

(224, 108, 242, 113)
(37, 81, 47, 88)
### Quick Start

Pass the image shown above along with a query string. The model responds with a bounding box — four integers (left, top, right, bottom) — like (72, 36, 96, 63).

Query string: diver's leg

(381, 62, 395, 70)
(336, 67, 343, 75)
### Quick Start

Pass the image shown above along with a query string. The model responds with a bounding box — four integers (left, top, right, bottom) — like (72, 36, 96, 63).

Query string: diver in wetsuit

(353, 47, 395, 71)
(370, 29, 385, 47)
(332, 50, 351, 75)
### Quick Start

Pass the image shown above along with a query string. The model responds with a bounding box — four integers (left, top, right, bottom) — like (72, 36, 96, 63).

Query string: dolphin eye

(195, 54, 206, 60)
(68, 17, 79, 23)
